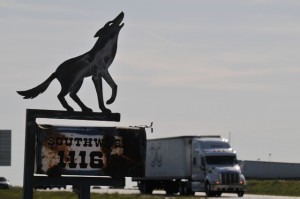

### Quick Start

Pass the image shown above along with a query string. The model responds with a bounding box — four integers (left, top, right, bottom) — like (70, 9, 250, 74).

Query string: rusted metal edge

(26, 109, 121, 122)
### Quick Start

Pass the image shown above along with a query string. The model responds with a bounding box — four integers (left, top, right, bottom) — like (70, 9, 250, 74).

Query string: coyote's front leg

(92, 75, 111, 113)
(102, 70, 117, 105)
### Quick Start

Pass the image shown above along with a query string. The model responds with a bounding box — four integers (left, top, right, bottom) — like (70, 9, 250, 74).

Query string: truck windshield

(206, 156, 237, 165)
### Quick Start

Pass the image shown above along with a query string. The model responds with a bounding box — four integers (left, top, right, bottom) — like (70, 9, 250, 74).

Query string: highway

(89, 188, 300, 199)
(39, 187, 300, 198)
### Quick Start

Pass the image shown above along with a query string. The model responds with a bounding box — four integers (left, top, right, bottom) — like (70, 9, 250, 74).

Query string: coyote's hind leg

(69, 81, 92, 112)
(57, 88, 74, 112)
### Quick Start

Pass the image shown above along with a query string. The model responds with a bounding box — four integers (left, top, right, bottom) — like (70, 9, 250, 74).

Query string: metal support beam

(79, 185, 90, 199)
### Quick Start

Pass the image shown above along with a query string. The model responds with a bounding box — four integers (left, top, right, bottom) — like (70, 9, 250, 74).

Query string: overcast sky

(1, 0, 300, 186)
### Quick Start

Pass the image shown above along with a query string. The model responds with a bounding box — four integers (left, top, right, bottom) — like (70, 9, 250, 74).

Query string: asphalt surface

(39, 187, 300, 198)
(90, 188, 300, 198)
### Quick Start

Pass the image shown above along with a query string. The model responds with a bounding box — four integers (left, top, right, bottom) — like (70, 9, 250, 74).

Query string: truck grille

(221, 172, 239, 184)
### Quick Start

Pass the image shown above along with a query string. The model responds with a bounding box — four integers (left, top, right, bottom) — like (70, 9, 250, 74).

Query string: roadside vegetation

(2, 180, 300, 199)
(246, 180, 300, 197)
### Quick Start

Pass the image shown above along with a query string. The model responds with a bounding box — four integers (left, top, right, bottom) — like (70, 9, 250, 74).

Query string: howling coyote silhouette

(17, 12, 124, 113)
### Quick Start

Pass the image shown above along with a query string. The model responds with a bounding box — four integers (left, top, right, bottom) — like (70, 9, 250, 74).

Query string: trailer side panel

(145, 137, 192, 179)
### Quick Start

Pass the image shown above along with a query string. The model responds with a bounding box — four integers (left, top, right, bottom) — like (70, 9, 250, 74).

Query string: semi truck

(133, 136, 246, 197)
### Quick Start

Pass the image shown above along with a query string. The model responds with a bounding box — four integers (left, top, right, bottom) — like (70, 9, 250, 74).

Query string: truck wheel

(205, 182, 216, 197)
(238, 191, 244, 197)
(189, 191, 195, 196)
(216, 191, 222, 197)
(179, 183, 195, 196)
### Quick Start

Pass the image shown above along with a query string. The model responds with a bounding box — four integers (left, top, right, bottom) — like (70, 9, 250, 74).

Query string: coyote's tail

(17, 72, 57, 99)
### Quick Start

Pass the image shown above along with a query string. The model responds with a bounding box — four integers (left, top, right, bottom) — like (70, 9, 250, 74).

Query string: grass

(246, 180, 300, 197)
(2, 180, 300, 198)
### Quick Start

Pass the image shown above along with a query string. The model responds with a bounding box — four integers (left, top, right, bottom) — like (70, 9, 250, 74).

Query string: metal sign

(22, 109, 146, 199)
(36, 125, 146, 177)
(0, 130, 11, 166)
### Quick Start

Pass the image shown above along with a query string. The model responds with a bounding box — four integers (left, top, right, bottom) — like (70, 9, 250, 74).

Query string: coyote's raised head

(95, 11, 124, 38)
(17, 12, 125, 113)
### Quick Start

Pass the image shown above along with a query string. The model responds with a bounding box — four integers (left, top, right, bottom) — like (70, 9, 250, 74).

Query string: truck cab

(192, 137, 246, 197)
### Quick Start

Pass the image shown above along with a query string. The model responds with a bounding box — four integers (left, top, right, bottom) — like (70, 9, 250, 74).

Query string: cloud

(137, 58, 300, 90)
(145, 31, 182, 48)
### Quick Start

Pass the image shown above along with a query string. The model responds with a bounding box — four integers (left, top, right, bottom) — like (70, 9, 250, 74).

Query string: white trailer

(133, 136, 246, 197)
(240, 160, 300, 179)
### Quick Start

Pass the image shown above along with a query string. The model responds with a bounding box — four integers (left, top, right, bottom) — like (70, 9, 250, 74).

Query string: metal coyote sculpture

(17, 12, 125, 113)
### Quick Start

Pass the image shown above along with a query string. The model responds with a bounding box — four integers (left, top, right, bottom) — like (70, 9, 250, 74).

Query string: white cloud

(122, 54, 300, 90)
(145, 31, 181, 48)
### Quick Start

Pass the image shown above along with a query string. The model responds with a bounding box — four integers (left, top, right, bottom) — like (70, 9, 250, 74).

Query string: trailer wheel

(164, 181, 178, 195)
(179, 183, 188, 196)
(237, 191, 244, 197)
(165, 188, 174, 195)
(139, 182, 153, 194)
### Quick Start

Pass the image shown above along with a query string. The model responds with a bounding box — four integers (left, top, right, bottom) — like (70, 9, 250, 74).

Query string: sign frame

(35, 125, 145, 177)
(23, 109, 127, 199)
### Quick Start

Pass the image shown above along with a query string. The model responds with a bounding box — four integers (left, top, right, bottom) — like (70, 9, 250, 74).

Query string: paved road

(90, 188, 300, 198)
(39, 187, 300, 198)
